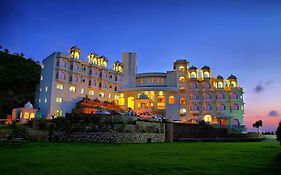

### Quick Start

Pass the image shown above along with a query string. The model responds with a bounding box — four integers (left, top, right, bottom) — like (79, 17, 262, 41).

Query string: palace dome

(201, 65, 210, 70)
(139, 93, 149, 100)
(24, 101, 33, 109)
(217, 75, 224, 80)
(70, 45, 80, 50)
(227, 74, 237, 80)
(189, 66, 197, 70)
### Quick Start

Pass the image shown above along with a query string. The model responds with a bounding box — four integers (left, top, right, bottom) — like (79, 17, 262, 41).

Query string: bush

(276, 122, 281, 145)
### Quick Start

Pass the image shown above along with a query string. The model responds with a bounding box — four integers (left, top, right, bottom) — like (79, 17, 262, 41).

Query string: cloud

(254, 81, 273, 93)
(268, 110, 280, 117)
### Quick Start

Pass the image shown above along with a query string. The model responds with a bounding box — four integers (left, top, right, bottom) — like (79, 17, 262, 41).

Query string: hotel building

(37, 46, 245, 130)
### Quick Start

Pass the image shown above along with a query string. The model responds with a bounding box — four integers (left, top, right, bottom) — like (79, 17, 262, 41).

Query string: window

(38, 99, 41, 103)
(217, 92, 224, 99)
(218, 82, 223, 88)
(168, 96, 175, 104)
(55, 110, 62, 118)
(178, 66, 185, 73)
(56, 83, 64, 89)
(44, 97, 47, 103)
(108, 94, 111, 98)
(191, 82, 197, 89)
(56, 97, 63, 103)
(45, 86, 48, 92)
(190, 72, 196, 78)
(219, 104, 226, 110)
(40, 76, 43, 80)
(180, 108, 186, 116)
(204, 93, 211, 100)
(203, 72, 210, 78)
(81, 88, 84, 94)
(99, 92, 105, 97)
(179, 76, 185, 83)
(89, 90, 94, 95)
(204, 115, 212, 123)
(204, 82, 210, 89)
(231, 92, 238, 99)
(69, 86, 76, 92)
(191, 93, 198, 100)
(180, 98, 186, 104)
(192, 104, 198, 111)
(157, 96, 165, 109)
(39, 88, 42, 92)
(205, 104, 212, 111)
(179, 87, 186, 93)
(232, 103, 239, 110)
(230, 81, 237, 88)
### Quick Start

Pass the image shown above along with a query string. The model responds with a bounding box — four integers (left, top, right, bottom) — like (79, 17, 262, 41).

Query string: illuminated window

(39, 88, 42, 92)
(168, 96, 175, 104)
(115, 95, 119, 100)
(190, 72, 197, 78)
(128, 97, 134, 109)
(89, 90, 94, 95)
(119, 97, 124, 105)
(99, 92, 105, 97)
(159, 91, 164, 96)
(45, 86, 48, 92)
(179, 87, 186, 93)
(180, 108, 186, 116)
(56, 97, 63, 103)
(218, 82, 223, 88)
(55, 110, 63, 118)
(180, 98, 186, 104)
(179, 76, 185, 83)
(69, 86, 76, 92)
(56, 83, 64, 89)
(108, 93, 111, 98)
(204, 115, 212, 123)
(81, 88, 84, 94)
(230, 81, 237, 88)
(40, 76, 43, 80)
(178, 66, 185, 73)
(38, 99, 41, 103)
(44, 97, 47, 103)
(24, 112, 29, 119)
(157, 96, 165, 109)
(30, 113, 35, 119)
(203, 72, 210, 78)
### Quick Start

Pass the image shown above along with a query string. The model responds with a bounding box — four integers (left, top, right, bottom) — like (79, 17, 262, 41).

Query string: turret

(201, 65, 211, 79)
(227, 74, 238, 88)
(69, 45, 81, 59)
(113, 61, 123, 72)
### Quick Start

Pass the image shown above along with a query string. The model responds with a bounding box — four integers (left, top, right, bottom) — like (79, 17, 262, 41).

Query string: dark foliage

(0, 51, 41, 118)
(276, 122, 281, 145)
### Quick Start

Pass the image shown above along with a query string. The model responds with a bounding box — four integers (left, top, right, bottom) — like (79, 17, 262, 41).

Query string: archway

(232, 119, 240, 126)
(128, 97, 135, 109)
(204, 115, 212, 123)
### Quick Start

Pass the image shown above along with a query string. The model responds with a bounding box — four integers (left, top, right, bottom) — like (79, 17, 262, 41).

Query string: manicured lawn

(0, 142, 280, 175)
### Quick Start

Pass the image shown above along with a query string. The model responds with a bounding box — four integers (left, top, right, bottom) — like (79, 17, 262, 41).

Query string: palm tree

(253, 120, 263, 133)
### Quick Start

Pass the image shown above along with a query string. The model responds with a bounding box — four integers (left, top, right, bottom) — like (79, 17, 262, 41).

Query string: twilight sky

(1, 0, 281, 131)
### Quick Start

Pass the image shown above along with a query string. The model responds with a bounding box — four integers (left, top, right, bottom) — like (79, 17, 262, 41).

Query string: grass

(0, 142, 280, 175)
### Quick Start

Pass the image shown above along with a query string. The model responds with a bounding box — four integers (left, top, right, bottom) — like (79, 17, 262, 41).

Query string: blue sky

(1, 0, 281, 131)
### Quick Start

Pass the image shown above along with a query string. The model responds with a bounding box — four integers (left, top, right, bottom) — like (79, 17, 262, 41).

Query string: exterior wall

(37, 50, 123, 118)
(122, 52, 137, 88)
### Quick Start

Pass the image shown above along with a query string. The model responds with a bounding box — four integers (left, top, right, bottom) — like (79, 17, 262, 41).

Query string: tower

(69, 45, 81, 59)
(122, 52, 137, 88)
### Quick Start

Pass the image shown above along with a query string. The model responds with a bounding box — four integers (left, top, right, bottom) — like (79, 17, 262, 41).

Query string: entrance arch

(232, 119, 240, 126)
(204, 115, 212, 123)
(128, 97, 134, 109)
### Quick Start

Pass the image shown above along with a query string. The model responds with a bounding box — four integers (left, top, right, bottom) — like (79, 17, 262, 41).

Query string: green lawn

(0, 142, 280, 175)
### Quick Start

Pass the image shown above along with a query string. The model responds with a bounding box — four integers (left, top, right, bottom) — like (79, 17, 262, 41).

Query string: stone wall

(52, 131, 165, 143)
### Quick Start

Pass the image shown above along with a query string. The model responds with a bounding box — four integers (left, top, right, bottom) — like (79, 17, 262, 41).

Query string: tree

(0, 45, 2, 50)
(20, 52, 24, 57)
(4, 48, 9, 54)
(252, 120, 263, 133)
(276, 122, 281, 146)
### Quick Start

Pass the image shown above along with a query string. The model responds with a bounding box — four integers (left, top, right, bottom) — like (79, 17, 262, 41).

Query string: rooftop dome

(24, 101, 33, 109)
(70, 45, 80, 50)
(227, 74, 237, 80)
(99, 55, 109, 61)
(189, 66, 197, 70)
(217, 75, 224, 80)
(138, 93, 149, 100)
(201, 65, 210, 70)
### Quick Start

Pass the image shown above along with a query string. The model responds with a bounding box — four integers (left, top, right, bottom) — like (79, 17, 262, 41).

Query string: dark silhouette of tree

(20, 52, 24, 57)
(276, 122, 281, 146)
(4, 48, 9, 54)
(252, 120, 263, 133)
(0, 45, 2, 50)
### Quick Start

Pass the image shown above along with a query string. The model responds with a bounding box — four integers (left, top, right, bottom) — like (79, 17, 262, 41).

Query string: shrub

(276, 122, 281, 145)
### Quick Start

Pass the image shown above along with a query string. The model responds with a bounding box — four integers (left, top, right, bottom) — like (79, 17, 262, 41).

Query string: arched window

(204, 115, 212, 123)
(115, 76, 118, 81)
(191, 93, 198, 100)
(114, 86, 117, 91)
(92, 80, 96, 86)
(191, 82, 197, 89)
(230, 81, 237, 88)
(180, 97, 186, 104)
(179, 76, 185, 83)
(205, 104, 212, 111)
(190, 72, 196, 78)
(219, 104, 226, 110)
(204, 72, 210, 78)
(59, 72, 66, 79)
(128, 97, 134, 109)
(157, 96, 165, 109)
(218, 81, 223, 88)
(231, 92, 238, 99)
(217, 92, 224, 99)
(102, 82, 107, 88)
(178, 66, 185, 73)
(179, 87, 186, 93)
(73, 75, 78, 82)
(168, 96, 175, 104)
(204, 82, 210, 89)
(88, 80, 92, 86)
(204, 93, 211, 100)
(180, 108, 186, 116)
(232, 119, 240, 126)
(232, 103, 239, 110)
(192, 104, 198, 111)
